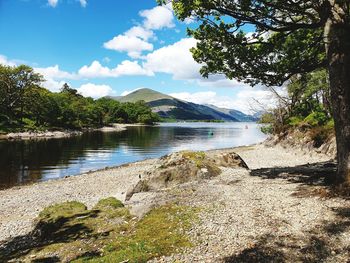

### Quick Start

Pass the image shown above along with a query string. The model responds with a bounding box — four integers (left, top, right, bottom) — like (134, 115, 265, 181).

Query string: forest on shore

(0, 65, 160, 133)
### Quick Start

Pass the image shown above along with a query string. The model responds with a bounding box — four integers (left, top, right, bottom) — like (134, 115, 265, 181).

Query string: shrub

(260, 124, 273, 134)
(287, 116, 304, 127)
(304, 111, 328, 126)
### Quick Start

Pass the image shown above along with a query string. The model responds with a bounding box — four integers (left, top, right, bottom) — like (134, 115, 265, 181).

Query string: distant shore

(0, 123, 157, 140)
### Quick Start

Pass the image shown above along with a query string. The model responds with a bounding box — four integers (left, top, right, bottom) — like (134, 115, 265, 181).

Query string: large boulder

(126, 150, 247, 200)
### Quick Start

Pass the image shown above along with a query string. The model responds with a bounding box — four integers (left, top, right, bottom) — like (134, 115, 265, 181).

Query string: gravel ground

(148, 145, 350, 262)
(0, 159, 157, 241)
(1, 143, 349, 262)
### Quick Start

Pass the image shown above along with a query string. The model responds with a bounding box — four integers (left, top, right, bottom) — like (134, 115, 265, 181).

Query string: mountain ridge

(110, 88, 258, 122)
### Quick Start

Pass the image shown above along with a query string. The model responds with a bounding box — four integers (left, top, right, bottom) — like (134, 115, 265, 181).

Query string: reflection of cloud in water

(170, 123, 265, 152)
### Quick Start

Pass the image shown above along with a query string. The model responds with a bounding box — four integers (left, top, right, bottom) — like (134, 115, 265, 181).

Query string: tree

(162, 0, 350, 185)
(0, 65, 43, 125)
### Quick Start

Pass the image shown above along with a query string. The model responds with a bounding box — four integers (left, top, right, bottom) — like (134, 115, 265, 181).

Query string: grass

(18, 198, 198, 263)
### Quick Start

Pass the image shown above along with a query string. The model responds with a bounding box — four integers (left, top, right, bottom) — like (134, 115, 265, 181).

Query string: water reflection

(0, 122, 266, 189)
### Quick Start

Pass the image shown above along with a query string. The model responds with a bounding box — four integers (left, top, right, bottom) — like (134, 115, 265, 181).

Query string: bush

(304, 111, 328, 126)
(287, 116, 304, 127)
(260, 124, 273, 134)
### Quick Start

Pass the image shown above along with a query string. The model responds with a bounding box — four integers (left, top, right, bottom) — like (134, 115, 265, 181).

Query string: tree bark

(325, 1, 350, 184)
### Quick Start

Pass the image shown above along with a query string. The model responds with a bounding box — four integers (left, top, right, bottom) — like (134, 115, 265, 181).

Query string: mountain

(205, 104, 259, 122)
(113, 88, 257, 122)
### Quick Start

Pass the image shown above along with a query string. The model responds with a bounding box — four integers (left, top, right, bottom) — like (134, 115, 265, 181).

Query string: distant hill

(112, 88, 257, 122)
(205, 104, 259, 122)
(117, 89, 173, 103)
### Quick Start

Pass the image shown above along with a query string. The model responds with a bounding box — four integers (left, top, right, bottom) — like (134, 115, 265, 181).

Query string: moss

(77, 204, 197, 263)
(19, 199, 197, 263)
(38, 201, 88, 224)
(94, 197, 124, 210)
(182, 151, 206, 161)
(182, 151, 206, 168)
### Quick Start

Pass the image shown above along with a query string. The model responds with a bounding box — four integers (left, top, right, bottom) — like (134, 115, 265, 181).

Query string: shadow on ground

(0, 209, 101, 262)
(224, 206, 350, 262)
(224, 161, 350, 262)
(250, 161, 337, 186)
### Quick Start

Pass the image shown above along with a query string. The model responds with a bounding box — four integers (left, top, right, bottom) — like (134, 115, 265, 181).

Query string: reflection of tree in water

(0, 128, 163, 188)
(0, 125, 234, 189)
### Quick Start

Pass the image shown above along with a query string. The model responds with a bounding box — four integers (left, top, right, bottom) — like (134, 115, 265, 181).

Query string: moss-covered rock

(38, 201, 88, 224)
(9, 198, 197, 263)
(94, 197, 124, 210)
(126, 150, 248, 200)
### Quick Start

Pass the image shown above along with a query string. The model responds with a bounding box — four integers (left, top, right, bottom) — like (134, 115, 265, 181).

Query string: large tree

(161, 0, 350, 185)
(0, 65, 43, 124)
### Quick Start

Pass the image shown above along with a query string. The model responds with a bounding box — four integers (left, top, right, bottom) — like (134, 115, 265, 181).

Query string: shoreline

(0, 123, 156, 140)
(0, 143, 261, 191)
(0, 143, 333, 243)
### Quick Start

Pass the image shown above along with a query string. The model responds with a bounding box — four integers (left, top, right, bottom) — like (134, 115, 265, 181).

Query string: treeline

(0, 64, 159, 132)
(260, 69, 334, 142)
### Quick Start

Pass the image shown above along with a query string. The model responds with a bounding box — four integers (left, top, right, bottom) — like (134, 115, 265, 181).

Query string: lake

(0, 122, 267, 189)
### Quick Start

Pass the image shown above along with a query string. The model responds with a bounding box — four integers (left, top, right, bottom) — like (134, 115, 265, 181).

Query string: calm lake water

(0, 122, 267, 189)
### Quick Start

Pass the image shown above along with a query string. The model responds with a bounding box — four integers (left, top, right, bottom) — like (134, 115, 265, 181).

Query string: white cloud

(143, 37, 252, 89)
(0, 55, 17, 67)
(103, 5, 174, 58)
(197, 75, 248, 88)
(42, 79, 67, 93)
(170, 88, 277, 114)
(170, 91, 217, 104)
(78, 60, 153, 78)
(140, 5, 174, 30)
(120, 88, 143, 96)
(48, 0, 87, 8)
(48, 0, 58, 7)
(77, 83, 114, 98)
(78, 0, 87, 7)
(125, 26, 154, 41)
(103, 34, 153, 59)
(34, 65, 77, 80)
(144, 38, 201, 80)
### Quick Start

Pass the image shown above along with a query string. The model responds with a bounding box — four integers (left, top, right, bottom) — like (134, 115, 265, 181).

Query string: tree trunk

(325, 1, 350, 184)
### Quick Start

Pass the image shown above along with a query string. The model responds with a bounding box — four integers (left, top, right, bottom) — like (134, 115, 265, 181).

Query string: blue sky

(0, 0, 273, 113)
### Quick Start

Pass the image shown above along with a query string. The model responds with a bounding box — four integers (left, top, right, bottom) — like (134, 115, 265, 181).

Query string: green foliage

(304, 111, 328, 127)
(161, 0, 326, 87)
(287, 116, 304, 127)
(260, 124, 273, 135)
(0, 65, 159, 132)
(18, 199, 197, 263)
(261, 69, 333, 141)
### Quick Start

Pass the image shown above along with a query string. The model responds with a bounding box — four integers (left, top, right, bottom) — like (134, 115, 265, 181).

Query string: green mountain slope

(113, 88, 256, 122)
(118, 88, 173, 103)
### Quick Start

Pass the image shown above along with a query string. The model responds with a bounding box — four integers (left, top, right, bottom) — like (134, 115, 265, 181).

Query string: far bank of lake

(0, 122, 266, 189)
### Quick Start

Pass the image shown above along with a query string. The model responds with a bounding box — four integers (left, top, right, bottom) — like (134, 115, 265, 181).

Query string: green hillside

(118, 88, 173, 103)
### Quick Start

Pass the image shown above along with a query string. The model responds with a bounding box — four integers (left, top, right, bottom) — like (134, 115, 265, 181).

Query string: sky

(0, 0, 276, 114)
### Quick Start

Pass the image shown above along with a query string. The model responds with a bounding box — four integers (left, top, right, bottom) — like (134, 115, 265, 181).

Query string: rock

(126, 150, 248, 200)
(208, 152, 249, 169)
